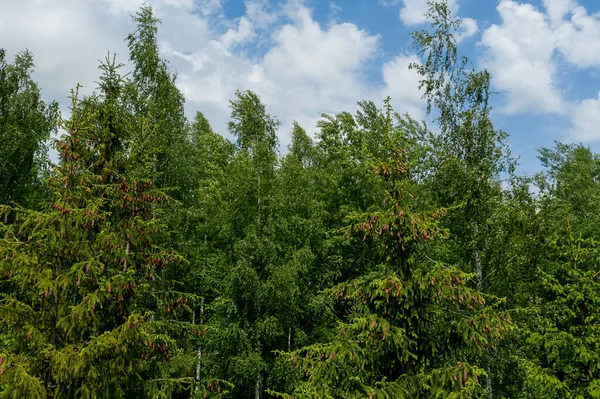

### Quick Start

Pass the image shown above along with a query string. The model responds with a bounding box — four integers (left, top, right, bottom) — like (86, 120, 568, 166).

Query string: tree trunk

(255, 337, 261, 399)
(193, 298, 204, 388)
(257, 168, 261, 237)
(196, 346, 202, 382)
(475, 249, 483, 292)
(195, 301, 204, 380)
(476, 248, 493, 399)
(123, 241, 129, 271)
(195, 234, 208, 385)
(486, 362, 493, 399)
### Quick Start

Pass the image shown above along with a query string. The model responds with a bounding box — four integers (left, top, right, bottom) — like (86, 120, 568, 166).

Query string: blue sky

(2, 0, 600, 176)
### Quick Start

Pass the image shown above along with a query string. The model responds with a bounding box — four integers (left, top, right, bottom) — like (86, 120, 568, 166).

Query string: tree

(263, 123, 331, 394)
(177, 111, 235, 390)
(312, 107, 386, 285)
(192, 90, 281, 398)
(276, 137, 512, 398)
(410, 0, 511, 286)
(509, 142, 600, 398)
(0, 59, 216, 398)
(518, 218, 600, 398)
(537, 143, 600, 236)
(124, 4, 189, 195)
(410, 2, 513, 395)
(228, 89, 280, 237)
(0, 49, 58, 207)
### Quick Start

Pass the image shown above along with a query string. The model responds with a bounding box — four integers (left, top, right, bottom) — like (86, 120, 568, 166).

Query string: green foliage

(410, 3, 517, 395)
(125, 4, 188, 193)
(0, 59, 212, 398)
(519, 224, 600, 398)
(513, 143, 600, 399)
(276, 144, 512, 398)
(0, 49, 58, 207)
(2, 1, 600, 397)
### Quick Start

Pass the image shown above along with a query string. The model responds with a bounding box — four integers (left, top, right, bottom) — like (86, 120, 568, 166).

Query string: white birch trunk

(476, 248, 493, 399)
(255, 338, 261, 399)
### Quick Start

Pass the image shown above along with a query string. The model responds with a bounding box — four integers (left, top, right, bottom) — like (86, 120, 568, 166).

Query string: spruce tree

(515, 143, 600, 398)
(275, 122, 512, 398)
(519, 224, 600, 398)
(0, 58, 219, 398)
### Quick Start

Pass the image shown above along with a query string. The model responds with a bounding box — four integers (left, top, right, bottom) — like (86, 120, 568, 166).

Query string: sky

(2, 0, 600, 175)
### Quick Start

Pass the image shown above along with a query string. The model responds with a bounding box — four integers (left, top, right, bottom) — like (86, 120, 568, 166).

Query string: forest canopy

(1, 1, 599, 398)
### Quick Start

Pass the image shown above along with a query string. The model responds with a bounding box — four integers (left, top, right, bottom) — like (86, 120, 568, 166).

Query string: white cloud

(543, 0, 576, 22)
(397, 0, 476, 41)
(456, 17, 478, 43)
(257, 4, 382, 144)
(480, 0, 600, 140)
(245, 0, 277, 29)
(158, 2, 385, 147)
(0, 0, 128, 101)
(399, 0, 458, 25)
(263, 7, 378, 86)
(0, 0, 426, 151)
(489, 0, 600, 72)
(569, 92, 600, 141)
(220, 17, 255, 50)
(480, 0, 564, 114)
(380, 54, 425, 120)
(102, 0, 197, 15)
(545, 0, 600, 69)
(196, 0, 223, 17)
(102, 0, 145, 15)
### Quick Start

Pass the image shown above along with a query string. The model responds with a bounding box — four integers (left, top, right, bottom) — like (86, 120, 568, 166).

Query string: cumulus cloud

(160, 2, 385, 146)
(195, 0, 223, 17)
(480, 0, 600, 140)
(0, 0, 124, 156)
(456, 17, 478, 43)
(263, 7, 378, 87)
(399, 0, 457, 26)
(255, 4, 384, 143)
(543, 0, 577, 22)
(380, 54, 425, 120)
(481, 0, 564, 115)
(570, 93, 600, 141)
(544, 0, 600, 69)
(396, 0, 476, 42)
(220, 17, 255, 50)
(245, 0, 277, 29)
(0, 0, 427, 150)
